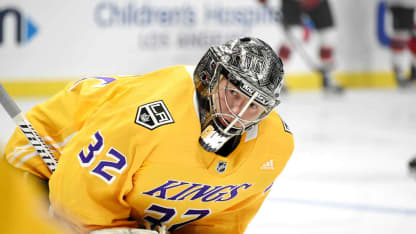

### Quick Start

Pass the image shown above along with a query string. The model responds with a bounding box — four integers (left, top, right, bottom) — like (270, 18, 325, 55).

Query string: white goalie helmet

(194, 37, 284, 152)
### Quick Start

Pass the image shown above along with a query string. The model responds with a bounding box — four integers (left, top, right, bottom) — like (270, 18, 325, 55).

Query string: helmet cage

(212, 63, 280, 109)
(208, 63, 274, 136)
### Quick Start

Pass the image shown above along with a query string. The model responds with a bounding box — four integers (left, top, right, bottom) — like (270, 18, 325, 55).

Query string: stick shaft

(0, 84, 21, 118)
(0, 84, 57, 172)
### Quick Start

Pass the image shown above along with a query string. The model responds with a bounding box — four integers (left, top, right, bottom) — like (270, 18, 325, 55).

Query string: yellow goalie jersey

(4, 65, 294, 233)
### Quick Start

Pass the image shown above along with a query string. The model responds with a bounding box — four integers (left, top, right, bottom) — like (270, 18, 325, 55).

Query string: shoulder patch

(135, 100, 174, 130)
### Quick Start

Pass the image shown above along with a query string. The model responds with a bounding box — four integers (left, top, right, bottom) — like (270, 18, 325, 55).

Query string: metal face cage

(209, 64, 272, 136)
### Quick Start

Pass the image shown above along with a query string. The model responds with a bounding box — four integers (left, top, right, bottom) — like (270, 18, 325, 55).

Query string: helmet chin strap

(199, 92, 259, 153)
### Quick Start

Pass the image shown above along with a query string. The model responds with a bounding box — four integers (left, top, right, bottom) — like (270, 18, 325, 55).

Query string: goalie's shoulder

(62, 75, 145, 105)
(267, 110, 293, 136)
(67, 76, 120, 92)
(262, 111, 294, 162)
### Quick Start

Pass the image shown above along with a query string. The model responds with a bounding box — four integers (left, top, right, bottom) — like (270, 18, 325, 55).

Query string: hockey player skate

(320, 68, 344, 95)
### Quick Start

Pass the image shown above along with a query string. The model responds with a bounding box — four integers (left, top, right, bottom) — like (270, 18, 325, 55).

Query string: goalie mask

(194, 37, 284, 152)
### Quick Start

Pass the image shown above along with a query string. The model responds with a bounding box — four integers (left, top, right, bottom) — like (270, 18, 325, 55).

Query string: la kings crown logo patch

(135, 100, 174, 130)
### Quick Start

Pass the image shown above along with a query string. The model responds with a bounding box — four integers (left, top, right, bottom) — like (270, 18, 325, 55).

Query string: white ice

(1, 89, 415, 234)
(246, 89, 416, 234)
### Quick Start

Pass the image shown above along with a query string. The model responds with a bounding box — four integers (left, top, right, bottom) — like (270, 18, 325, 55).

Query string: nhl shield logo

(216, 161, 227, 173)
(135, 100, 174, 130)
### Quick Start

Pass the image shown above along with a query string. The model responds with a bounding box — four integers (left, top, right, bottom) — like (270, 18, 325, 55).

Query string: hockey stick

(0, 84, 57, 173)
(282, 25, 321, 70)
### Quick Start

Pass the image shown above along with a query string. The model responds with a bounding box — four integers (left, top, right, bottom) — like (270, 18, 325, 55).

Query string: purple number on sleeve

(78, 131, 104, 167)
(90, 148, 127, 184)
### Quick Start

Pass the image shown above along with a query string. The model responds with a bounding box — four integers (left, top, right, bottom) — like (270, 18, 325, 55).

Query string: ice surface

(246, 89, 416, 234)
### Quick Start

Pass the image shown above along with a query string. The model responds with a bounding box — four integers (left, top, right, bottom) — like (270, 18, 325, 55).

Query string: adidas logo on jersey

(260, 160, 274, 170)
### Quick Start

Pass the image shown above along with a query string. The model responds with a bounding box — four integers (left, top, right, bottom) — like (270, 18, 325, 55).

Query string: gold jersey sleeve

(4, 65, 294, 233)
(4, 75, 121, 179)
(0, 159, 69, 234)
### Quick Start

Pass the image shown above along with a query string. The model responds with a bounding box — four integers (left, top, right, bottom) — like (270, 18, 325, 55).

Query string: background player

(380, 0, 416, 177)
(3, 37, 294, 233)
(385, 0, 416, 88)
(258, 0, 344, 93)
